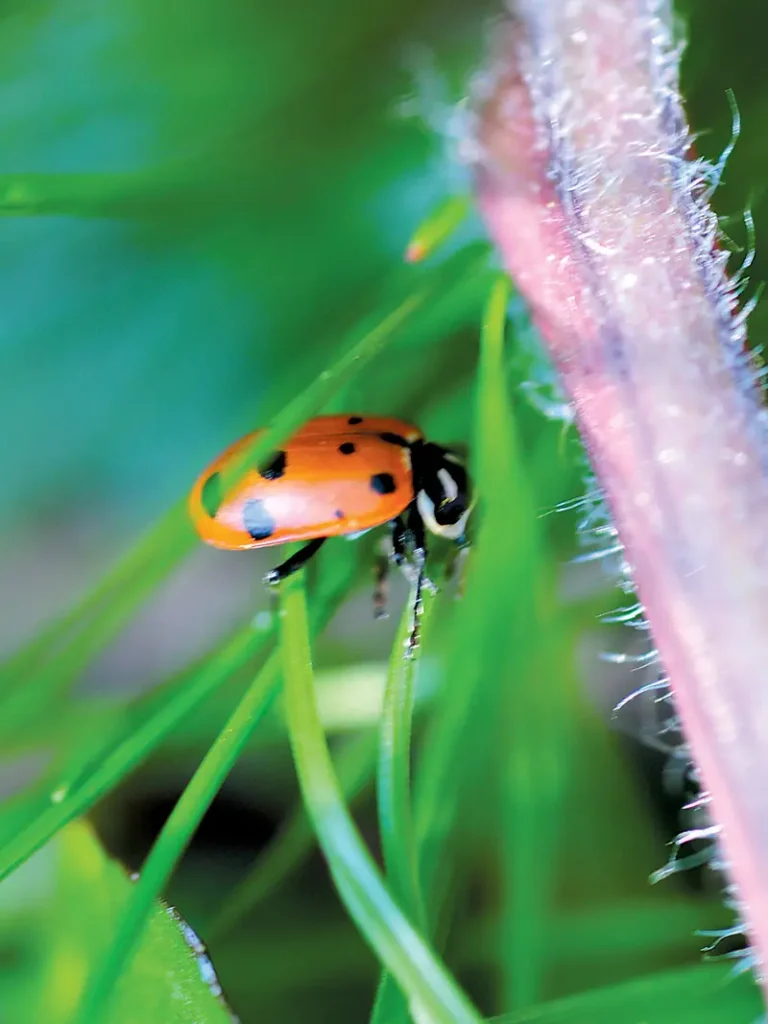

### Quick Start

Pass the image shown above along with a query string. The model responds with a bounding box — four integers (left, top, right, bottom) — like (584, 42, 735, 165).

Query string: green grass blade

(0, 170, 189, 216)
(477, 275, 566, 1011)
(490, 962, 761, 1024)
(377, 595, 433, 926)
(0, 509, 193, 720)
(404, 194, 472, 263)
(412, 602, 486, 934)
(208, 729, 378, 940)
(369, 588, 439, 1024)
(0, 548, 356, 882)
(71, 649, 282, 1024)
(279, 573, 483, 1024)
(399, 276, 573, 1017)
(0, 627, 260, 884)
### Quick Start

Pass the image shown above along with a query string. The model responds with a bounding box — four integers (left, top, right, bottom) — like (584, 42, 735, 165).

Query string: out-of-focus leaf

(14, 821, 234, 1024)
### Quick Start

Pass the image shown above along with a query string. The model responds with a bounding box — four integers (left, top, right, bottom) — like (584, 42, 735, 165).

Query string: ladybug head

(413, 442, 471, 543)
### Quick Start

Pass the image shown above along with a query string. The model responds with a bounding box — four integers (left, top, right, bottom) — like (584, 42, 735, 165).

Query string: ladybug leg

(391, 515, 416, 582)
(373, 515, 411, 619)
(405, 505, 437, 597)
(391, 514, 408, 564)
(373, 542, 390, 621)
(264, 537, 326, 585)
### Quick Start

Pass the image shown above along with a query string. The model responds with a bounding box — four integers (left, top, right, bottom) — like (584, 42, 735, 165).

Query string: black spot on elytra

(259, 450, 287, 481)
(348, 416, 363, 425)
(379, 431, 408, 447)
(243, 499, 276, 540)
(371, 472, 396, 495)
(339, 442, 356, 455)
(334, 509, 344, 519)
(201, 473, 223, 518)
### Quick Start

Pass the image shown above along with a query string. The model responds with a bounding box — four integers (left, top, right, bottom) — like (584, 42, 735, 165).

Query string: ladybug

(188, 414, 471, 652)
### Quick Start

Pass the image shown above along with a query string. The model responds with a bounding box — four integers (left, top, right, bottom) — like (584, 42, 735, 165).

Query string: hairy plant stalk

(471, 0, 768, 991)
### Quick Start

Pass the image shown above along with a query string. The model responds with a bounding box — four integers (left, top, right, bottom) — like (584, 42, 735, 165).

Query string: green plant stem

(72, 648, 282, 1024)
(279, 574, 482, 1024)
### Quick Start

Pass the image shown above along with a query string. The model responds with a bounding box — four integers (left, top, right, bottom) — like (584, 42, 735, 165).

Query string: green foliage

(1, 1, 765, 1022)
(5, 820, 234, 1023)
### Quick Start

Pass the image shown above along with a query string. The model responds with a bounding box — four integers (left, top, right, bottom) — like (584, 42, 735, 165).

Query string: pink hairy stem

(472, 1, 768, 993)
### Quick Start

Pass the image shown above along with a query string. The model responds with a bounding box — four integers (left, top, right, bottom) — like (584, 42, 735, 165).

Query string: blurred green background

(1, 1, 767, 1022)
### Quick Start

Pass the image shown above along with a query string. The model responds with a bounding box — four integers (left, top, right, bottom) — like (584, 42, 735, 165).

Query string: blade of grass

(0, 522, 194, 735)
(409, 278, 525, 936)
(369, 587, 439, 1024)
(395, 277, 572, 1018)
(404, 194, 472, 263)
(490, 961, 761, 1024)
(279, 572, 483, 1024)
(0, 548, 355, 882)
(0, 169, 196, 216)
(477, 276, 571, 1011)
(0, 506, 191, 702)
(48, 624, 271, 813)
(207, 728, 378, 940)
(369, 283, 530, 1023)
(479, 276, 543, 1010)
(0, 627, 259, 883)
(377, 593, 434, 926)
(0, 611, 272, 790)
(213, 898, 740, 998)
(71, 649, 283, 1024)
(412, 575, 488, 934)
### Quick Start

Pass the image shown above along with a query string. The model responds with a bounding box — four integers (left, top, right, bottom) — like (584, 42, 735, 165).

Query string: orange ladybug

(189, 414, 471, 652)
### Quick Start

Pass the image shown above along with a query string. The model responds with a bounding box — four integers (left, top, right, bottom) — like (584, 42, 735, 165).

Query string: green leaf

(19, 821, 234, 1024)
